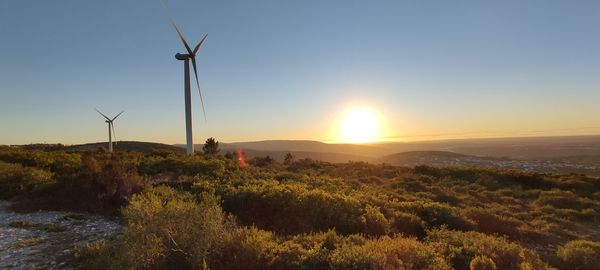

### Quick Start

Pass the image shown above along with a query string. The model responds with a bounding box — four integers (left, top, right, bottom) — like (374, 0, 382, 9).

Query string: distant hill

(217, 140, 389, 157)
(228, 149, 372, 163)
(375, 135, 600, 159)
(66, 141, 184, 154)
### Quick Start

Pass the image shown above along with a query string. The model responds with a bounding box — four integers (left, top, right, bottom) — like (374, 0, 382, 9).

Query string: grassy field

(1, 145, 599, 269)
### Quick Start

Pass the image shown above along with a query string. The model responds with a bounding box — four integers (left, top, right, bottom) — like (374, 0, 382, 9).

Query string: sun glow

(339, 107, 381, 143)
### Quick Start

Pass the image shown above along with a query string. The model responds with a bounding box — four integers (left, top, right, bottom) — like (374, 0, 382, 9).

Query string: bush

(426, 228, 547, 270)
(76, 240, 126, 270)
(556, 240, 600, 270)
(222, 180, 363, 234)
(329, 235, 450, 270)
(535, 190, 596, 211)
(396, 201, 474, 231)
(120, 186, 230, 269)
(56, 153, 144, 212)
(465, 208, 524, 240)
(389, 211, 426, 238)
(0, 161, 53, 199)
(361, 205, 389, 236)
(0, 146, 81, 172)
(139, 154, 229, 178)
(214, 226, 278, 270)
(470, 255, 496, 270)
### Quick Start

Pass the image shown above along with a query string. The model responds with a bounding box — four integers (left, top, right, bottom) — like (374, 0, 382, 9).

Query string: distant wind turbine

(95, 108, 124, 153)
(160, 0, 208, 155)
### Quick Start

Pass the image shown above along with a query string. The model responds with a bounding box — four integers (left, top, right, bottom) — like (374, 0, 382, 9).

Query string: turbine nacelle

(175, 53, 191, 60)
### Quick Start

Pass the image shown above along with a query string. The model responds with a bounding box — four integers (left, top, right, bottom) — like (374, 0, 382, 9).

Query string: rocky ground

(0, 201, 122, 269)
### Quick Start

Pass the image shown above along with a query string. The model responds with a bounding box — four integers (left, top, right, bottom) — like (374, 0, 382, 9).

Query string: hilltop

(65, 141, 184, 154)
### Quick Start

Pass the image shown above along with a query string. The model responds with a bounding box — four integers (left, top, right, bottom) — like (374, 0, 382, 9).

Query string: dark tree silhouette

(202, 137, 220, 155)
(284, 152, 294, 165)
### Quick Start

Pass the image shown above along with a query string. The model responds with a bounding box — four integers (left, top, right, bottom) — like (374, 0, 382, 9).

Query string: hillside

(1, 146, 599, 269)
(65, 141, 184, 154)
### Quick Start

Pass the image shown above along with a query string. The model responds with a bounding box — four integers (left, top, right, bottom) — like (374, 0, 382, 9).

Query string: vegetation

(1, 144, 599, 269)
(202, 137, 220, 155)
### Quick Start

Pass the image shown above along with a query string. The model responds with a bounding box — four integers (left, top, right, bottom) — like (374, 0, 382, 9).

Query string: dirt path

(0, 201, 121, 269)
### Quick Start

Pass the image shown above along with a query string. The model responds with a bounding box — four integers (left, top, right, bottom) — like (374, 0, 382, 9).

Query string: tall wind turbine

(161, 0, 208, 155)
(95, 108, 124, 153)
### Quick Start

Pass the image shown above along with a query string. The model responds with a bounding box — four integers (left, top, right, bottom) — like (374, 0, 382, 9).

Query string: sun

(339, 107, 381, 143)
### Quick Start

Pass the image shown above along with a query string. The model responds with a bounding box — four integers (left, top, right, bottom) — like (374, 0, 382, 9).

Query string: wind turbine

(95, 108, 124, 153)
(160, 0, 208, 155)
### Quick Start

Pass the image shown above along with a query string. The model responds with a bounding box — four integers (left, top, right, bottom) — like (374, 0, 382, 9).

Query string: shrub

(426, 228, 547, 270)
(76, 240, 126, 270)
(0, 146, 81, 172)
(221, 180, 363, 234)
(465, 208, 524, 240)
(361, 205, 389, 236)
(139, 154, 229, 178)
(329, 235, 450, 270)
(535, 190, 596, 211)
(470, 255, 496, 270)
(57, 153, 144, 212)
(0, 161, 53, 199)
(214, 226, 278, 270)
(397, 201, 474, 231)
(389, 211, 426, 238)
(556, 240, 600, 270)
(120, 186, 229, 269)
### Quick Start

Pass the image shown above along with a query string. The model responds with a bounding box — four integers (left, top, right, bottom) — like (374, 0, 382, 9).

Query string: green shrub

(465, 208, 524, 240)
(56, 153, 144, 213)
(222, 180, 363, 234)
(0, 161, 53, 199)
(556, 240, 600, 270)
(329, 235, 450, 270)
(120, 186, 229, 269)
(397, 201, 474, 231)
(426, 228, 547, 270)
(389, 211, 426, 238)
(214, 226, 278, 270)
(535, 190, 596, 210)
(361, 205, 389, 236)
(76, 240, 126, 270)
(0, 146, 81, 172)
(469, 255, 496, 270)
(139, 154, 229, 178)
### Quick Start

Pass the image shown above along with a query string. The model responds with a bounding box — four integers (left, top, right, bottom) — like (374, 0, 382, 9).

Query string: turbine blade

(95, 108, 111, 121)
(193, 34, 208, 55)
(112, 110, 124, 121)
(191, 57, 206, 121)
(160, 0, 193, 55)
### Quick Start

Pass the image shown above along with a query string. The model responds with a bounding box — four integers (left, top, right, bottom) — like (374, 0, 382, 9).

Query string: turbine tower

(161, 0, 208, 155)
(95, 108, 124, 153)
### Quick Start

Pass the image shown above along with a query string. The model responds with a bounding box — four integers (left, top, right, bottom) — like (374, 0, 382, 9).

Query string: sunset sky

(1, 0, 599, 145)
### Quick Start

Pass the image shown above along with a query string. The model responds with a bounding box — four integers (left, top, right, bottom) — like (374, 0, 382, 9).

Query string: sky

(1, 0, 599, 145)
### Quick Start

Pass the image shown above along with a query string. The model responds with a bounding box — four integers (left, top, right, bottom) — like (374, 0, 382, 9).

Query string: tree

(202, 137, 220, 155)
(284, 152, 294, 165)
